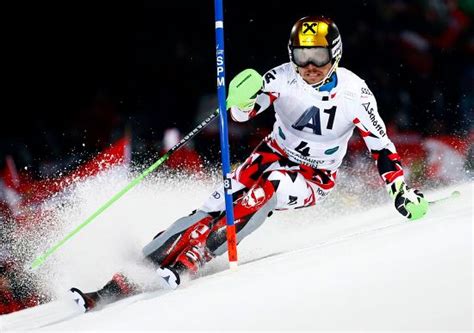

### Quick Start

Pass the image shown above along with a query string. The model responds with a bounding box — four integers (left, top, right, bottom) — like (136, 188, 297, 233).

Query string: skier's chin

(303, 73, 323, 85)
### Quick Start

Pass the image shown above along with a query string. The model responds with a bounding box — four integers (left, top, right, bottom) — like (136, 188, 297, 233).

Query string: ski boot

(70, 273, 138, 312)
(70, 287, 98, 313)
(156, 223, 215, 290)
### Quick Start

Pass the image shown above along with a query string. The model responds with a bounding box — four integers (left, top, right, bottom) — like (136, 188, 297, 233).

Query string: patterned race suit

(142, 63, 405, 273)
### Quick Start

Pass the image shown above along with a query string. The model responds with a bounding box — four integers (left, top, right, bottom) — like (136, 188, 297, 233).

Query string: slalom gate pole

(214, 0, 238, 269)
(30, 109, 220, 270)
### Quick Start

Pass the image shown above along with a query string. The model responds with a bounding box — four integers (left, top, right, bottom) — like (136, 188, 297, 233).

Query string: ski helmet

(288, 16, 342, 71)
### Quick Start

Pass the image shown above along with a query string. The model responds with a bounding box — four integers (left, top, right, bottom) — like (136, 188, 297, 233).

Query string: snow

(0, 168, 472, 332)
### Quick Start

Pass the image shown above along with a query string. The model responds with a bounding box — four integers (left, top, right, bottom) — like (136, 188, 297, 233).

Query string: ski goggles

(291, 47, 331, 67)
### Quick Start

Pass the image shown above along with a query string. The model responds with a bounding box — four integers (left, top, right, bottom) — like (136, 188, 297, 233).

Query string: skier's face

(298, 62, 332, 85)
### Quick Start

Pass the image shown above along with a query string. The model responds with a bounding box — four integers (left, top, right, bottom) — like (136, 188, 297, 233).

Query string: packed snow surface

(1, 168, 472, 331)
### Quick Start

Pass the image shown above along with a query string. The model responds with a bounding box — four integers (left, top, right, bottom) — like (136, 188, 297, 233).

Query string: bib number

(294, 141, 310, 157)
(291, 106, 337, 158)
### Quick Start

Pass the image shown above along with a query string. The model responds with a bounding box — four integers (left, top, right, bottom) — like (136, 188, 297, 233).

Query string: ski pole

(30, 109, 220, 270)
(31, 68, 262, 270)
(428, 190, 461, 205)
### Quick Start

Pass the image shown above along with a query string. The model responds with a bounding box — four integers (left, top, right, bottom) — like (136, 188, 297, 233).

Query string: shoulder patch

(264, 70, 277, 84)
(361, 87, 373, 96)
(343, 90, 357, 100)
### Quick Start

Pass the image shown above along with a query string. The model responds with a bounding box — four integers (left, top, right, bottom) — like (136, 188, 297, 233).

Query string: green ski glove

(226, 68, 263, 110)
(388, 179, 428, 220)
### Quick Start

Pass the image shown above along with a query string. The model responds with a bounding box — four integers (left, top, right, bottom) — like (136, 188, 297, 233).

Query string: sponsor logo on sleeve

(264, 69, 277, 84)
(361, 87, 373, 96)
(362, 102, 386, 137)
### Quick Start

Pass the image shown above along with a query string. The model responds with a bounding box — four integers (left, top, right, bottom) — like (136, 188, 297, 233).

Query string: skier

(71, 16, 428, 311)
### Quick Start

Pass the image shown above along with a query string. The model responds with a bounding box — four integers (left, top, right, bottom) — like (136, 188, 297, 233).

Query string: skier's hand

(226, 68, 262, 110)
(234, 97, 257, 112)
(388, 180, 428, 220)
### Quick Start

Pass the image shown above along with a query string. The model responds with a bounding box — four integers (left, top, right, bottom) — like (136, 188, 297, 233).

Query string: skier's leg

(268, 167, 336, 210)
(70, 166, 335, 310)
(149, 177, 278, 289)
(140, 138, 276, 271)
(150, 139, 335, 280)
(142, 210, 217, 267)
(175, 176, 277, 270)
(150, 176, 277, 290)
(148, 137, 338, 287)
(167, 164, 336, 274)
(205, 178, 277, 256)
(154, 138, 284, 277)
(143, 162, 335, 270)
(72, 213, 226, 310)
(70, 138, 288, 309)
(73, 212, 220, 310)
(205, 167, 335, 256)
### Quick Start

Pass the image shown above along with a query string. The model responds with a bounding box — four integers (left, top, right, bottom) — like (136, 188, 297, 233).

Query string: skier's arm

(352, 92, 403, 185)
(230, 90, 279, 122)
(353, 86, 428, 220)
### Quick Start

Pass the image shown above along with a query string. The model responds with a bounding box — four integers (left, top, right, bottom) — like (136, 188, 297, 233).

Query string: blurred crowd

(1, 0, 473, 314)
(1, 0, 473, 177)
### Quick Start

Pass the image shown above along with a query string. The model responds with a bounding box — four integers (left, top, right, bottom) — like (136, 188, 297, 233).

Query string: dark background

(2, 0, 473, 177)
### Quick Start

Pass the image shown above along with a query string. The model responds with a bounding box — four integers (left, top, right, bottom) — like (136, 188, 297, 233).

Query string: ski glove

(388, 180, 428, 220)
(234, 96, 258, 112)
(226, 68, 263, 111)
